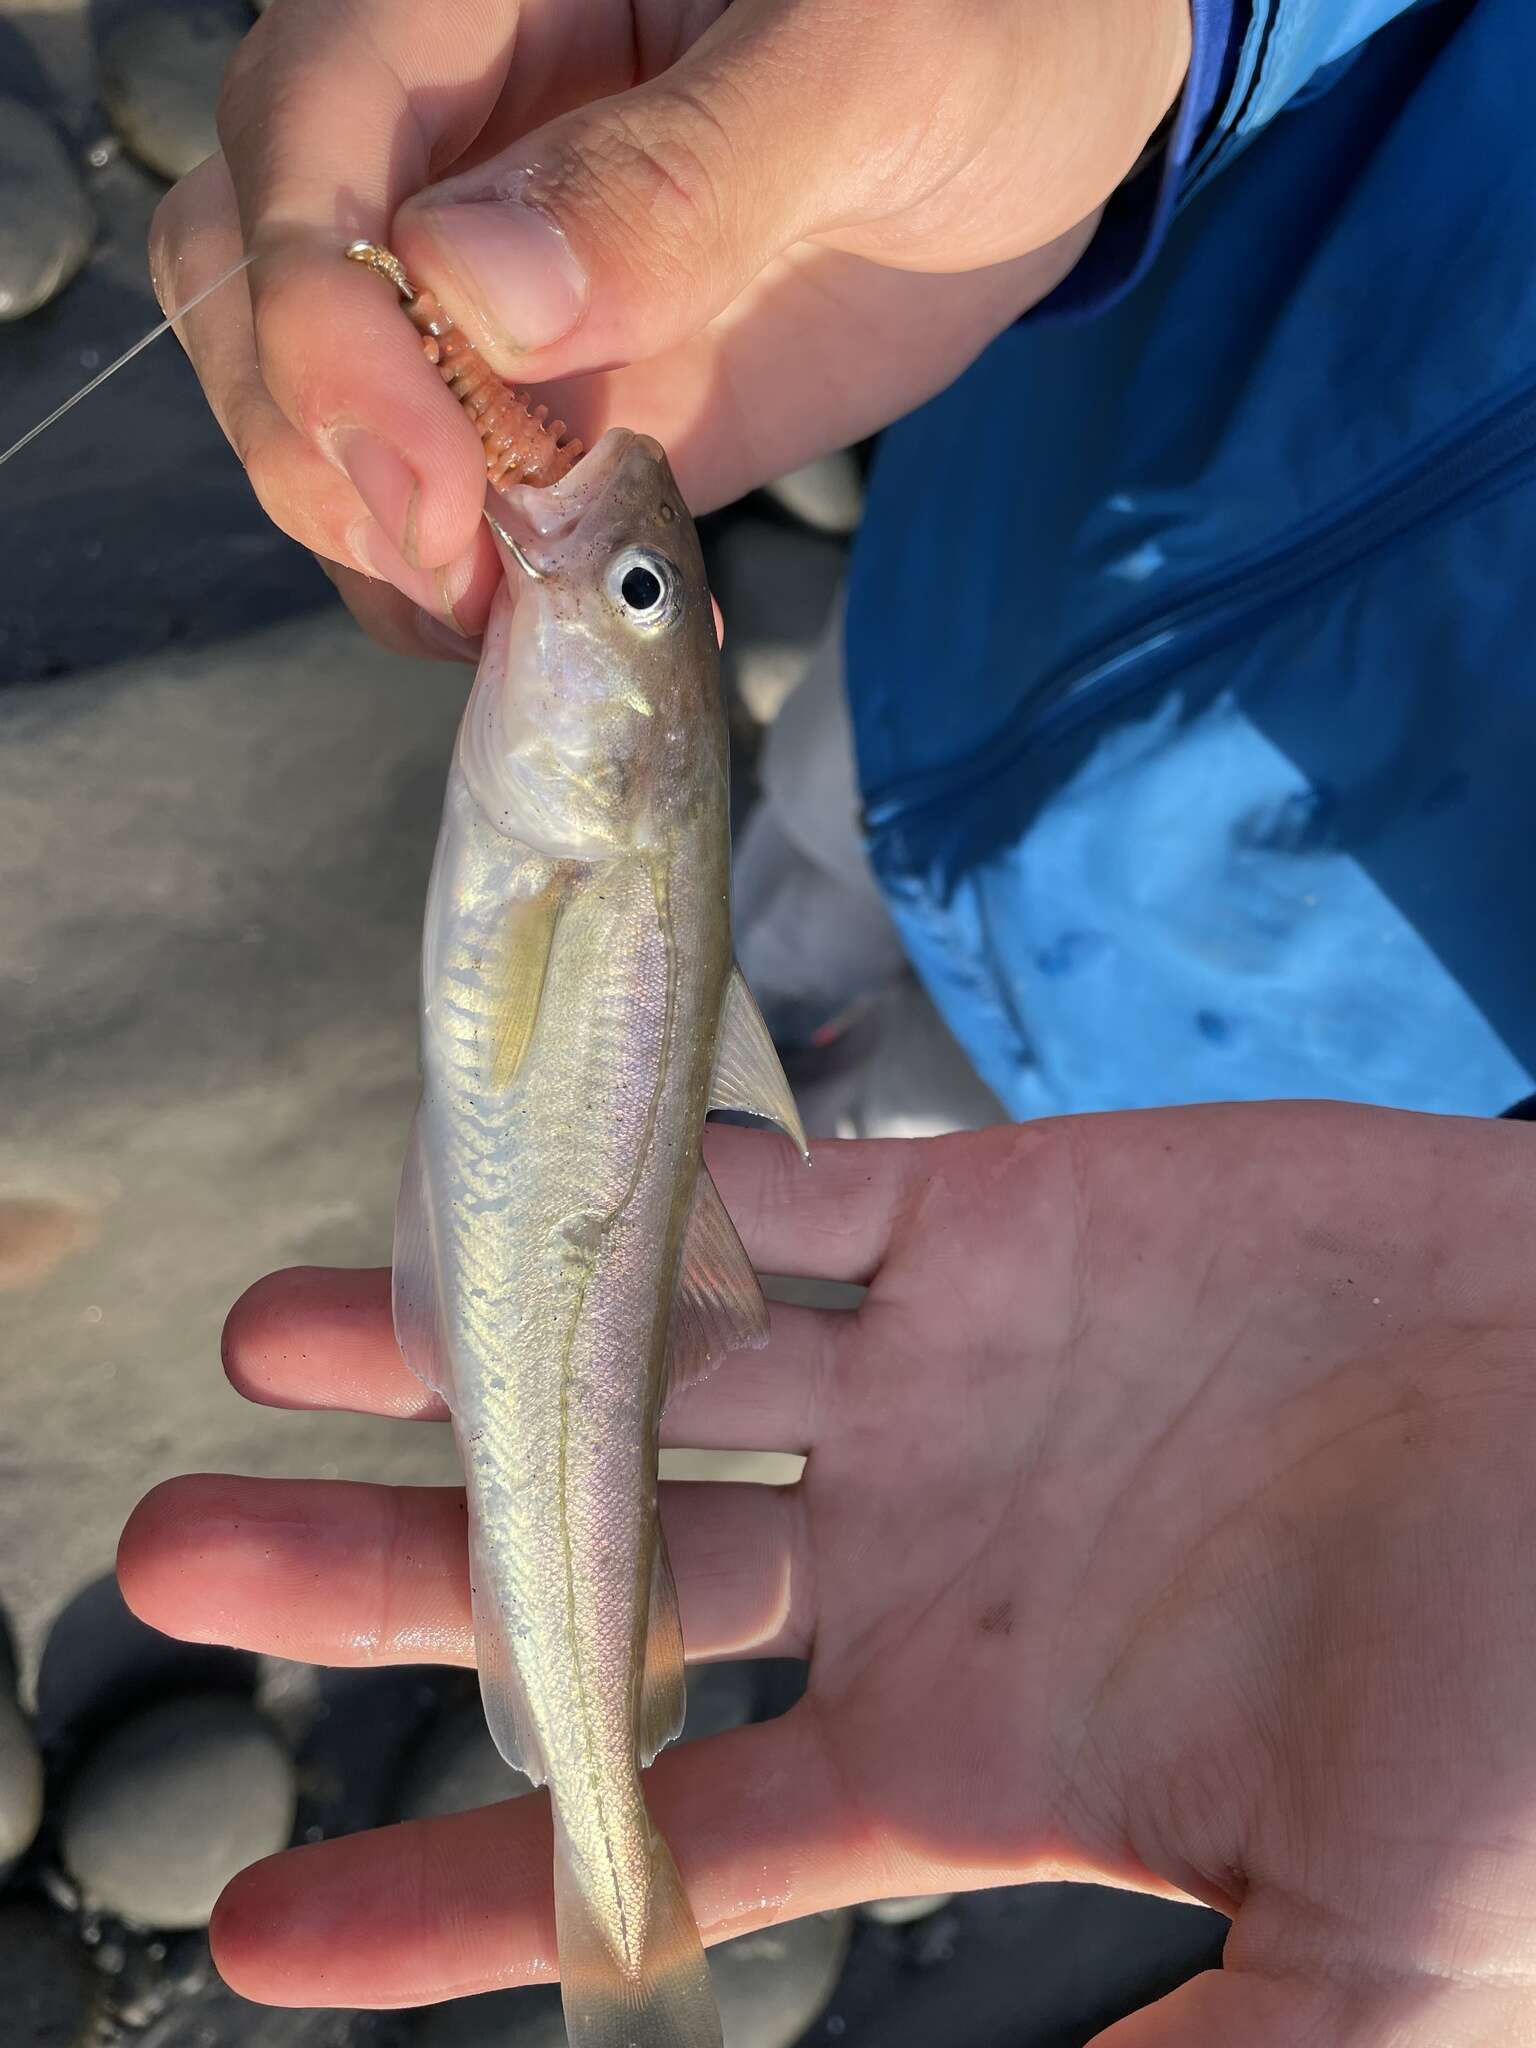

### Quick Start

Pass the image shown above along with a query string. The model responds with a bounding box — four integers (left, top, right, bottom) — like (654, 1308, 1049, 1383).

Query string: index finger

(214, 0, 518, 567)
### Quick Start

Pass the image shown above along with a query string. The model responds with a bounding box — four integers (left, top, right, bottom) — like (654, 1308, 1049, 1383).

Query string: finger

(118, 1473, 810, 1666)
(211, 1709, 886, 2008)
(540, 231, 1098, 515)
(392, 0, 1179, 386)
(704, 1127, 919, 1285)
(221, 1266, 437, 1417)
(393, 0, 894, 383)
(154, 157, 495, 626)
(221, 1264, 841, 1451)
(214, 0, 517, 569)
(317, 557, 485, 664)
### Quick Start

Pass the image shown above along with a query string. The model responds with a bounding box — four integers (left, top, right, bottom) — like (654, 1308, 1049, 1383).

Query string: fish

(393, 422, 808, 2048)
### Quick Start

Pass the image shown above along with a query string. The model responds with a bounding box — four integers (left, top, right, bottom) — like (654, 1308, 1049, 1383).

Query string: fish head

(461, 429, 722, 859)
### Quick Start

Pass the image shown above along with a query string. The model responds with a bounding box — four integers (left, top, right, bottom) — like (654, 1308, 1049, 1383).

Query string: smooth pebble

(62, 1693, 295, 1928)
(0, 1616, 43, 1880)
(859, 1892, 955, 1926)
(98, 0, 249, 183)
(712, 519, 845, 727)
(763, 451, 864, 536)
(0, 103, 94, 324)
(394, 1700, 531, 1823)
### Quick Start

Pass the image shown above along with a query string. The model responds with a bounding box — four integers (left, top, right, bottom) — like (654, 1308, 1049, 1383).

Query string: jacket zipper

(862, 376, 1536, 836)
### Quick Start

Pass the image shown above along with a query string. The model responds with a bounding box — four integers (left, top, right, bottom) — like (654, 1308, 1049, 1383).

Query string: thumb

(389, 1, 961, 383)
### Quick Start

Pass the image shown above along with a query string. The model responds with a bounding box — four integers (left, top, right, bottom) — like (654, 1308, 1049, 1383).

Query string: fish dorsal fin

(666, 1164, 769, 1403)
(710, 966, 810, 1160)
(392, 1104, 452, 1399)
(639, 1531, 687, 1767)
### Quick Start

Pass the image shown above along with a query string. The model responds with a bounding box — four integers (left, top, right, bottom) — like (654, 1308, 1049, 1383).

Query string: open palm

(120, 1104, 1536, 2043)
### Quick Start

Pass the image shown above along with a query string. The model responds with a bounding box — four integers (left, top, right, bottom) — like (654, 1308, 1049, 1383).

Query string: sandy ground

(1, 612, 465, 1677)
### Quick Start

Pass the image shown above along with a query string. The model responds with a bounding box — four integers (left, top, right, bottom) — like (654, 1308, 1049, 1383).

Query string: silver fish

(394, 427, 807, 2047)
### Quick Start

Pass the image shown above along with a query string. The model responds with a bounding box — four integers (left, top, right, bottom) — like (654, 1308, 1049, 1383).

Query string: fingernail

(349, 517, 404, 587)
(409, 200, 587, 354)
(350, 520, 480, 620)
(330, 428, 421, 567)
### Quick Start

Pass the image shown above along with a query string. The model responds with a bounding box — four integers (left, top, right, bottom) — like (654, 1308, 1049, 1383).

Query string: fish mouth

(488, 428, 665, 580)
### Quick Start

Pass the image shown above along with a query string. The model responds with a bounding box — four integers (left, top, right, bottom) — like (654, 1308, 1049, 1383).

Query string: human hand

(120, 1104, 1536, 2042)
(149, 0, 1189, 662)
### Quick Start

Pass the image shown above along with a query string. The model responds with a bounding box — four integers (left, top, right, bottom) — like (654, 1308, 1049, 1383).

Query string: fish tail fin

(554, 1820, 721, 2048)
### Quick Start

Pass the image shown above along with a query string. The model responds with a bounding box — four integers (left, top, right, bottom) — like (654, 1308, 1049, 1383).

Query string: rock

(859, 1892, 954, 1926)
(393, 1699, 531, 1823)
(0, 103, 94, 324)
(712, 520, 845, 728)
(712, 1910, 852, 2047)
(0, 1612, 43, 1880)
(36, 1575, 249, 1752)
(412, 1985, 567, 2047)
(98, 0, 250, 184)
(679, 1661, 757, 1746)
(62, 1694, 295, 1928)
(762, 451, 864, 536)
(0, 1904, 97, 2047)
(0, 1693, 44, 1881)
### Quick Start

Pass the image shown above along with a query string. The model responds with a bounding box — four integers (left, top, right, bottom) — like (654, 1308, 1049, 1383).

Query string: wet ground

(0, 9, 1230, 2040)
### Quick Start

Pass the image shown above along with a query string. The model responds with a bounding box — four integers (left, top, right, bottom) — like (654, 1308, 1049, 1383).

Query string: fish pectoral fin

(489, 874, 564, 1091)
(640, 1530, 687, 1768)
(710, 965, 810, 1160)
(666, 1164, 770, 1403)
(392, 1103, 452, 1399)
(470, 1520, 548, 1788)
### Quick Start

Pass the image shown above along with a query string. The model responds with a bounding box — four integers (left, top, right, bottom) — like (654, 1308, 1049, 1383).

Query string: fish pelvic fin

(392, 1102, 452, 1399)
(554, 1817, 721, 2048)
(666, 1164, 769, 1404)
(711, 965, 810, 1161)
(468, 1519, 547, 1788)
(640, 1529, 687, 1768)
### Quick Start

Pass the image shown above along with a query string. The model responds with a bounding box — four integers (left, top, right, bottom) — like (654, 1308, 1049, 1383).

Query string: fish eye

(606, 547, 679, 631)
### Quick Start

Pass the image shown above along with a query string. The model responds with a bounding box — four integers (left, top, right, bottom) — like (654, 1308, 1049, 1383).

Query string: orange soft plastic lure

(346, 240, 583, 491)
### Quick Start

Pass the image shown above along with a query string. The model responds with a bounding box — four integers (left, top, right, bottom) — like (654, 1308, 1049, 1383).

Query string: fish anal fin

(489, 876, 564, 1091)
(666, 1165, 769, 1404)
(710, 965, 810, 1159)
(392, 1105, 452, 1399)
(639, 1531, 686, 1768)
(468, 1520, 547, 1788)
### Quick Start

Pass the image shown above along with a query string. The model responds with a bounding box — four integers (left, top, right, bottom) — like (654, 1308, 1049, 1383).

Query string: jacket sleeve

(1034, 0, 1436, 323)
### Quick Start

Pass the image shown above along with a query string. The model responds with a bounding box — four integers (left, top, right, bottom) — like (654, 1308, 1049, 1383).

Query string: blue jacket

(845, 0, 1536, 1118)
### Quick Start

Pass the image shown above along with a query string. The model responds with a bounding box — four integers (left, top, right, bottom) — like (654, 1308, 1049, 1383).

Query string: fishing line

(0, 250, 254, 473)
